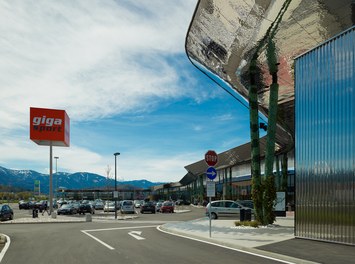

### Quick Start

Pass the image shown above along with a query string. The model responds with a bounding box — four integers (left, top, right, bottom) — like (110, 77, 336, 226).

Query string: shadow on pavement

(257, 238, 355, 264)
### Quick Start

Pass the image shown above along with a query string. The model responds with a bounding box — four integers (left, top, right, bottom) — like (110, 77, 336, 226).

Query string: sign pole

(204, 150, 218, 239)
(209, 194, 212, 238)
(49, 142, 53, 214)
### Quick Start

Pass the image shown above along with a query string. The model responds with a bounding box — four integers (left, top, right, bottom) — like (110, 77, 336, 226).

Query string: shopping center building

(181, 0, 354, 245)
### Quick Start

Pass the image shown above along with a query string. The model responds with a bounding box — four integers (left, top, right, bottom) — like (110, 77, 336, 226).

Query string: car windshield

(163, 202, 173, 206)
(61, 204, 71, 209)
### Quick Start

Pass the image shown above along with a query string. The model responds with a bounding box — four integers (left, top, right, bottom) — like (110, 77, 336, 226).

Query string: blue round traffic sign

(206, 166, 217, 180)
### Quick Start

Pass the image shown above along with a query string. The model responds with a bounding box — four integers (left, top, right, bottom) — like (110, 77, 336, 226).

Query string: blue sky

(0, 0, 254, 183)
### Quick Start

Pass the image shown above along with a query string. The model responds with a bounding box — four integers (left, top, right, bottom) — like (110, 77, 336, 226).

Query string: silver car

(120, 200, 135, 214)
(206, 200, 252, 219)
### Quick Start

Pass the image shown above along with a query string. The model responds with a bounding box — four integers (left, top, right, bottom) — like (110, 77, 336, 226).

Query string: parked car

(140, 201, 156, 214)
(236, 200, 254, 209)
(134, 200, 144, 208)
(78, 204, 95, 214)
(104, 202, 116, 212)
(57, 199, 68, 207)
(34, 200, 48, 212)
(70, 202, 81, 212)
(0, 204, 13, 221)
(57, 204, 77, 215)
(18, 200, 30, 209)
(205, 200, 252, 219)
(94, 201, 104, 210)
(120, 200, 135, 214)
(175, 199, 191, 206)
(160, 201, 174, 213)
(155, 202, 163, 212)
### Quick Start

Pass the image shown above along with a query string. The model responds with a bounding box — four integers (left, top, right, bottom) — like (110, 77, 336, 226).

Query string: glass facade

(295, 27, 355, 245)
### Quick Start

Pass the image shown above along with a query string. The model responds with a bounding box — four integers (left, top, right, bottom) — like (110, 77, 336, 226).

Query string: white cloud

(214, 114, 234, 121)
(0, 0, 197, 129)
(0, 0, 206, 183)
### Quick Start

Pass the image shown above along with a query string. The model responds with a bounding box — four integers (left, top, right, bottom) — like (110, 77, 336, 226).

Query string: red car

(160, 201, 174, 213)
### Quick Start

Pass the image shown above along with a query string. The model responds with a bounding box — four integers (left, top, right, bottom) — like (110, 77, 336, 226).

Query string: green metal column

(249, 56, 263, 222)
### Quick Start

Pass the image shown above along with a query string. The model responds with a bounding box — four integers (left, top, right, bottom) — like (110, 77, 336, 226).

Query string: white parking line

(0, 235, 11, 263)
(81, 230, 115, 250)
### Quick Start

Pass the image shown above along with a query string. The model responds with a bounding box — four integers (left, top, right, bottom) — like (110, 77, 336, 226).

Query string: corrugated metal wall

(295, 26, 355, 245)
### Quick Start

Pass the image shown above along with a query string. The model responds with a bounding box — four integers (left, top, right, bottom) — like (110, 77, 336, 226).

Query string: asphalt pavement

(1, 210, 354, 264)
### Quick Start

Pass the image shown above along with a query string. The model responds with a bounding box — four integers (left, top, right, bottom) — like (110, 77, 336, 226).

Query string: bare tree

(105, 165, 112, 190)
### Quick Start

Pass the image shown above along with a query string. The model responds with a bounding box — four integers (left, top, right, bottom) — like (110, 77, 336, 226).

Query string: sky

(0, 0, 254, 183)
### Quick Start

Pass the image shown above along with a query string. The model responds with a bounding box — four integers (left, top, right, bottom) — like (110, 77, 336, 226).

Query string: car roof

(211, 200, 236, 203)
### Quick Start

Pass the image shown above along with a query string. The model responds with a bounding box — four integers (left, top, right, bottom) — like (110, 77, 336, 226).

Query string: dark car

(19, 200, 30, 209)
(0, 204, 14, 221)
(160, 201, 174, 213)
(140, 202, 156, 214)
(175, 199, 191, 206)
(34, 200, 48, 212)
(77, 204, 95, 215)
(57, 204, 77, 215)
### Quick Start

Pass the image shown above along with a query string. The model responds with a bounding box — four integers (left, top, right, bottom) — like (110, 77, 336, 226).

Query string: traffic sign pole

(209, 194, 212, 238)
(204, 150, 218, 238)
(207, 180, 216, 238)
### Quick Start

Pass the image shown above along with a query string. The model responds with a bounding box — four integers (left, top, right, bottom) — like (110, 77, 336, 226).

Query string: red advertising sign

(30, 107, 70, 147)
(205, 150, 218, 167)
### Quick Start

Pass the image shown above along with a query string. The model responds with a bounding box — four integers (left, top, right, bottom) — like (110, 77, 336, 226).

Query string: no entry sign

(205, 150, 218, 167)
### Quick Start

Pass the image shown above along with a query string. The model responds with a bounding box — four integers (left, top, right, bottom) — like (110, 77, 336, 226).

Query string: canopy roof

(186, 0, 354, 152)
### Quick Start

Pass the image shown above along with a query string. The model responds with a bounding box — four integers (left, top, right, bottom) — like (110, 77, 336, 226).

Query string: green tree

(249, 0, 291, 225)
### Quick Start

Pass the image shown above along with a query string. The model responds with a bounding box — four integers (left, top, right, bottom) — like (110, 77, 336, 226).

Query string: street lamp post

(114, 152, 120, 220)
(54, 157, 59, 199)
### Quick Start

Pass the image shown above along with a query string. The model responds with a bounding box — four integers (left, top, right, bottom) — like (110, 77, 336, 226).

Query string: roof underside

(186, 0, 354, 152)
(183, 136, 280, 178)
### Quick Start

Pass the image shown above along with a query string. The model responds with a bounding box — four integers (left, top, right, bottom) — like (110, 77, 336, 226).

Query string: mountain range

(0, 166, 165, 194)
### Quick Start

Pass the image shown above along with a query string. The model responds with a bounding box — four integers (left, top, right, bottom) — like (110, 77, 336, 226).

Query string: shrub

(234, 220, 261, 228)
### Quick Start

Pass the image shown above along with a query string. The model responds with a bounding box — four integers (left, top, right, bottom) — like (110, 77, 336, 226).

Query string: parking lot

(5, 202, 199, 223)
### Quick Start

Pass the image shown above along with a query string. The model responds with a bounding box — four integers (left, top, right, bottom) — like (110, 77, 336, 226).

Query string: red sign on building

(30, 107, 70, 147)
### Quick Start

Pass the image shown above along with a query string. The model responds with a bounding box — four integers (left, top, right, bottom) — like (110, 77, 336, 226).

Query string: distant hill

(0, 166, 164, 194)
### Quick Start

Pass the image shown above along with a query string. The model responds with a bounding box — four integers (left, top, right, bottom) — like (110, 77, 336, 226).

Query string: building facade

(295, 26, 355, 245)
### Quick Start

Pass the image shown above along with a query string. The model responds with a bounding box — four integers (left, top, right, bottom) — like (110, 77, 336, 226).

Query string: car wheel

(210, 212, 217, 219)
(10, 214, 13, 220)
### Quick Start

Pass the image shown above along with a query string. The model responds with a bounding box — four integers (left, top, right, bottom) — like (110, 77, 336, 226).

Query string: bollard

(51, 212, 57, 219)
(85, 214, 92, 222)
